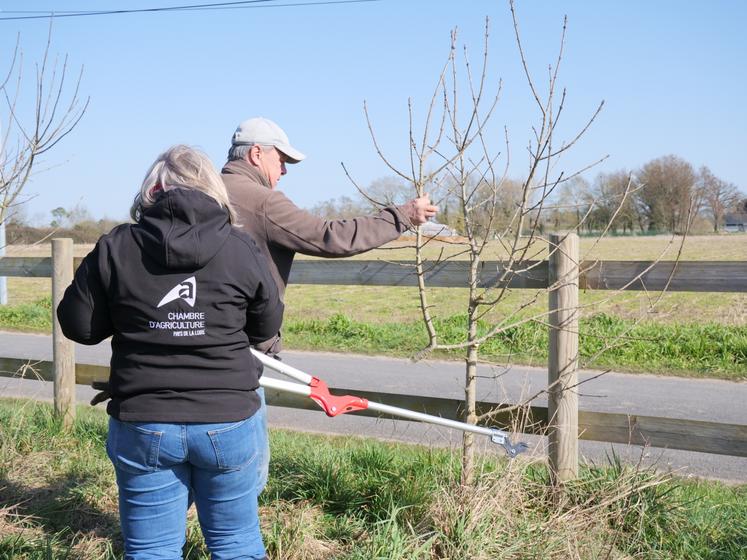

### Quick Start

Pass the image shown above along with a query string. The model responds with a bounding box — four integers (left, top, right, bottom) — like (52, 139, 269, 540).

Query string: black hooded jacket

(57, 189, 284, 422)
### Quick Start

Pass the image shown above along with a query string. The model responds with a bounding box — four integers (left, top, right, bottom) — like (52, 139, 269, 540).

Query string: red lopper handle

(308, 377, 369, 417)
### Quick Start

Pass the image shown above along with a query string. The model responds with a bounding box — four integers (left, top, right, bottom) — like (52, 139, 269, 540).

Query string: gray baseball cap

(231, 117, 306, 164)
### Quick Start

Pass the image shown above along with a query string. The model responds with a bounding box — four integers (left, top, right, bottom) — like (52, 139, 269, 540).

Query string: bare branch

(1, 26, 88, 224)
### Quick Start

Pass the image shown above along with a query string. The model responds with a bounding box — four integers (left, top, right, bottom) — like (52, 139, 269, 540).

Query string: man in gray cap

(222, 116, 438, 324)
(222, 117, 437, 492)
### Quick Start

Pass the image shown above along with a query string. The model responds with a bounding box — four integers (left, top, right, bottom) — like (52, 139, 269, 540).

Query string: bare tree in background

(362, 176, 411, 210)
(308, 194, 368, 220)
(589, 170, 638, 234)
(1, 28, 88, 225)
(635, 155, 700, 234)
(551, 176, 591, 231)
(699, 165, 740, 233)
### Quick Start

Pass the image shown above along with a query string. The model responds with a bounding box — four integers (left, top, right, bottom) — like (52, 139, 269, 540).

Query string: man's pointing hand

(402, 194, 438, 227)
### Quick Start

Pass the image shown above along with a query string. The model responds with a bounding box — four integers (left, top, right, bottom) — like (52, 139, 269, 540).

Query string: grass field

(2, 235, 746, 379)
(1, 398, 745, 559)
(7, 232, 747, 260)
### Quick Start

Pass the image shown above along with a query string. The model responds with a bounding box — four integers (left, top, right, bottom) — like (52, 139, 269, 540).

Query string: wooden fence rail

(3, 257, 747, 292)
(1, 239, 747, 479)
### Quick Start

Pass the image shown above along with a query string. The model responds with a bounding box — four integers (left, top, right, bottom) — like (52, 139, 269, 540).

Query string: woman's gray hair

(131, 145, 237, 223)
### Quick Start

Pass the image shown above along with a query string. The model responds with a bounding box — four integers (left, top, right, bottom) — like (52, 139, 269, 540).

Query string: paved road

(1, 331, 746, 483)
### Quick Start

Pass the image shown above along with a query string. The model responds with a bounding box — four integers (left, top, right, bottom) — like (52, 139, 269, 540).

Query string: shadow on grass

(0, 466, 122, 554)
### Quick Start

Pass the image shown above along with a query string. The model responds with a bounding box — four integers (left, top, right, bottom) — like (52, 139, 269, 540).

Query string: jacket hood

(131, 189, 231, 270)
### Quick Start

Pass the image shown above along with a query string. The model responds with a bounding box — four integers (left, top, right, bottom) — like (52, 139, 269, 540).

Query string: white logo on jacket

(157, 277, 196, 308)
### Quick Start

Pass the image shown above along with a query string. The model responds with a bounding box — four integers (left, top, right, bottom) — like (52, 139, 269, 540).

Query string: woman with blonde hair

(58, 145, 281, 559)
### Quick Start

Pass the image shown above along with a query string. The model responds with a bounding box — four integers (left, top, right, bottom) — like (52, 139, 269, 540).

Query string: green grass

(0, 296, 52, 332)
(282, 312, 747, 380)
(287, 283, 747, 328)
(0, 398, 745, 559)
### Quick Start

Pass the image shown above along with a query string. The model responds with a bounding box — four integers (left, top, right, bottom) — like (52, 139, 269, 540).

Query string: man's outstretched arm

(263, 192, 439, 257)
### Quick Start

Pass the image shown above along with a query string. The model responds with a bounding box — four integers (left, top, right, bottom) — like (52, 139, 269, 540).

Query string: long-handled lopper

(251, 350, 529, 458)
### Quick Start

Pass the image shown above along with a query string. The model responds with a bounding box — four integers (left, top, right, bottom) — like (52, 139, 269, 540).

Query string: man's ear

(246, 145, 262, 166)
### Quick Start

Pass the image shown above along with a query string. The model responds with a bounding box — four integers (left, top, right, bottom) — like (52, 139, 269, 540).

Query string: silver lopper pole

(252, 348, 313, 384)
(253, 349, 529, 458)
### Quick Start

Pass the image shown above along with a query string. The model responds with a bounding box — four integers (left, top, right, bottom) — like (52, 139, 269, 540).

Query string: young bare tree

(360, 1, 619, 484)
(360, 1, 701, 487)
(1, 28, 88, 226)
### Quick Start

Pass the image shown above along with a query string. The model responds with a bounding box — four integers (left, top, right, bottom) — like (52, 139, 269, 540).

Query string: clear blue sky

(2, 0, 745, 224)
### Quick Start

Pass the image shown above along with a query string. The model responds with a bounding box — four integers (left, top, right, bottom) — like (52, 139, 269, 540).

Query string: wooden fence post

(548, 232, 579, 483)
(52, 238, 75, 427)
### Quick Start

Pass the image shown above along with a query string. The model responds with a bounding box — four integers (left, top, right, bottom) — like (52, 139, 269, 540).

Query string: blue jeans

(107, 414, 266, 560)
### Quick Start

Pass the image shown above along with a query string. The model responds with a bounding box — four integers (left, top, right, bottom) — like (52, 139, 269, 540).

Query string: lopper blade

(490, 428, 530, 458)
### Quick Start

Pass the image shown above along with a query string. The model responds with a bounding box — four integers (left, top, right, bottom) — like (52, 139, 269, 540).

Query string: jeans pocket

(107, 417, 164, 474)
(207, 416, 258, 472)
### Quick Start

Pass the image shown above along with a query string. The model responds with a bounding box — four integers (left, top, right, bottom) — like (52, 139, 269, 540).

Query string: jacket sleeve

(56, 243, 114, 345)
(244, 249, 285, 346)
(263, 190, 410, 257)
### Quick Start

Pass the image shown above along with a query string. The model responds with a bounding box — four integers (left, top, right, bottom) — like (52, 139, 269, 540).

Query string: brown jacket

(222, 159, 411, 301)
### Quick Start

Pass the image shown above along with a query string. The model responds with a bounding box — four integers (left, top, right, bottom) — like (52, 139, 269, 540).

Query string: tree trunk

(461, 305, 479, 486)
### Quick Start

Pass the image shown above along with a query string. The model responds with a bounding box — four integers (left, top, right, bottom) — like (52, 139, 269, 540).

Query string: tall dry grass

(1, 398, 745, 559)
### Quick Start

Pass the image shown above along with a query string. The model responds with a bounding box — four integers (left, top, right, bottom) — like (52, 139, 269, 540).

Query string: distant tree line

(310, 155, 745, 236)
(5, 154, 743, 246)
(5, 203, 124, 244)
(550, 155, 745, 235)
